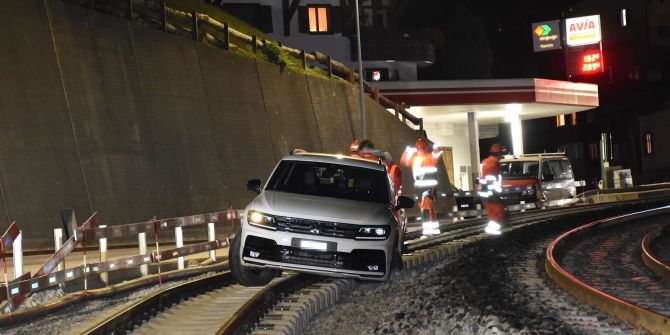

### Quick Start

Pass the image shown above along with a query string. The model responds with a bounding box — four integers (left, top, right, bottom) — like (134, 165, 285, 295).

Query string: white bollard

(452, 205, 459, 222)
(138, 232, 148, 276)
(520, 201, 526, 213)
(12, 231, 23, 280)
(208, 223, 216, 261)
(98, 225, 108, 284)
(53, 228, 64, 272)
(476, 203, 482, 218)
(175, 227, 184, 270)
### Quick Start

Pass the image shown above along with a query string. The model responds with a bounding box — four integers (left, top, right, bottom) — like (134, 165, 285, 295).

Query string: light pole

(354, 0, 366, 139)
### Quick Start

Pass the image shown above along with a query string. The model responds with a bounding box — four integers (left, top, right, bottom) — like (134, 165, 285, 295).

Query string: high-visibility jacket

(388, 162, 402, 197)
(478, 155, 502, 199)
(401, 147, 442, 188)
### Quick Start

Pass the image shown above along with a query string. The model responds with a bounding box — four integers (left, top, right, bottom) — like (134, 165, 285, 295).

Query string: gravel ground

(304, 212, 639, 335)
(1, 271, 218, 335)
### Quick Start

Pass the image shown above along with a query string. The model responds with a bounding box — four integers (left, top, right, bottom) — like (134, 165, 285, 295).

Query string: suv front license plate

(292, 238, 337, 252)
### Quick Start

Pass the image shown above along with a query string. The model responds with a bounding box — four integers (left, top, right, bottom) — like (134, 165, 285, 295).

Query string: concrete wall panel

(0, 0, 90, 244)
(196, 45, 277, 208)
(256, 61, 323, 158)
(306, 77, 355, 154)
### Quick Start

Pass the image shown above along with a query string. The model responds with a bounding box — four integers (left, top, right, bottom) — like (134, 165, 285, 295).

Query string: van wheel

(230, 234, 276, 286)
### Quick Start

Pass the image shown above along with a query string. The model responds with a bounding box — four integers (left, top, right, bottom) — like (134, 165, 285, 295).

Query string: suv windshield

(500, 161, 539, 179)
(542, 159, 574, 180)
(266, 160, 390, 204)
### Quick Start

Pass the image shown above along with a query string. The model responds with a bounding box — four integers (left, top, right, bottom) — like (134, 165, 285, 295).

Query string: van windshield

(500, 161, 539, 180)
(266, 160, 390, 204)
(543, 159, 574, 180)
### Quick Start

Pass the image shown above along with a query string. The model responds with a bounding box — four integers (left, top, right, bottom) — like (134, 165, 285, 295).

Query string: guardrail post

(53, 228, 64, 272)
(348, 68, 356, 84)
(373, 87, 380, 103)
(252, 35, 257, 53)
(452, 205, 459, 223)
(326, 55, 332, 77)
(126, 0, 133, 20)
(300, 50, 306, 69)
(208, 223, 216, 261)
(12, 231, 22, 280)
(419, 118, 424, 131)
(99, 225, 108, 284)
(160, 1, 167, 32)
(191, 11, 199, 41)
(476, 203, 482, 218)
(175, 227, 184, 270)
(138, 232, 148, 276)
(394, 105, 400, 118)
(223, 22, 230, 50)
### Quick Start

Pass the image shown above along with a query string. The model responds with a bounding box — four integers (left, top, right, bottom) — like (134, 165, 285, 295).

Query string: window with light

(644, 132, 653, 155)
(308, 6, 330, 33)
(556, 115, 565, 127)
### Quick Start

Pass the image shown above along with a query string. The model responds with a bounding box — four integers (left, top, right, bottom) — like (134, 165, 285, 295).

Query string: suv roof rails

(289, 148, 308, 155)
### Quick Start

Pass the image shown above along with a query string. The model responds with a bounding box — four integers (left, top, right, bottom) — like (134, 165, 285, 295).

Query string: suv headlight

(356, 225, 391, 240)
(247, 210, 276, 230)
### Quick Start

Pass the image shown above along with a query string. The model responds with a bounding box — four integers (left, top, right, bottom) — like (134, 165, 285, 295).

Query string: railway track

(77, 198, 670, 335)
(546, 205, 670, 334)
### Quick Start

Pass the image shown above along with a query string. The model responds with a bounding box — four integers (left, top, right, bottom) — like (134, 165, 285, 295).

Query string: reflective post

(208, 223, 216, 261)
(175, 227, 184, 270)
(138, 232, 148, 276)
(12, 231, 22, 280)
(99, 225, 108, 284)
(53, 229, 64, 272)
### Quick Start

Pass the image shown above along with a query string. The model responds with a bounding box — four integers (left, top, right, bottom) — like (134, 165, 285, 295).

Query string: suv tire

(230, 234, 276, 286)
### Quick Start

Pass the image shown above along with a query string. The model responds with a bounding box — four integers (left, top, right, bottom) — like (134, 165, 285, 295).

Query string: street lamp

(354, 0, 366, 139)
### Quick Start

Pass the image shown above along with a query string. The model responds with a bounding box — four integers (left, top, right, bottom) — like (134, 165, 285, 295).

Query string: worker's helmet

(415, 138, 428, 151)
(490, 143, 504, 155)
(350, 140, 361, 154)
(359, 139, 375, 151)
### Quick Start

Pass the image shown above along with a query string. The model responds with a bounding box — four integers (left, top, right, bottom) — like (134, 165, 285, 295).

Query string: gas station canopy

(378, 78, 598, 125)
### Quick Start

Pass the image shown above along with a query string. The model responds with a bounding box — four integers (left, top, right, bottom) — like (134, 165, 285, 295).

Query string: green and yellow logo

(534, 24, 552, 37)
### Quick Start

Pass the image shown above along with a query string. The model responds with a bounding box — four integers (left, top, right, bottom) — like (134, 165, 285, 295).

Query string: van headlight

(521, 186, 536, 196)
(247, 211, 276, 230)
(356, 225, 391, 240)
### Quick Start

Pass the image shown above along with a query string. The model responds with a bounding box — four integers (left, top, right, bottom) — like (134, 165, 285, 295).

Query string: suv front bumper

(240, 225, 393, 280)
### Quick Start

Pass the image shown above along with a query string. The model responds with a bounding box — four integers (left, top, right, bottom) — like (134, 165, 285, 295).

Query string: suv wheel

(230, 234, 277, 286)
(391, 233, 404, 270)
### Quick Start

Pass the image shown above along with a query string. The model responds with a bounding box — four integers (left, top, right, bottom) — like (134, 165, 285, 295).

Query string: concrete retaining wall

(0, 0, 427, 248)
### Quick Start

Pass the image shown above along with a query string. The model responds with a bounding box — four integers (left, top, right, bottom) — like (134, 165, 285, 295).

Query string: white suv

(230, 151, 414, 286)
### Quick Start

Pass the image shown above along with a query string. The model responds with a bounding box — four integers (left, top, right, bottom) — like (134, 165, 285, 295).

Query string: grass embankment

(165, 0, 335, 80)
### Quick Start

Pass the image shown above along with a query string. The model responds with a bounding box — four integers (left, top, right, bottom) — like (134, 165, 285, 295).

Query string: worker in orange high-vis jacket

(350, 139, 361, 157)
(384, 152, 402, 199)
(478, 143, 506, 235)
(401, 138, 443, 236)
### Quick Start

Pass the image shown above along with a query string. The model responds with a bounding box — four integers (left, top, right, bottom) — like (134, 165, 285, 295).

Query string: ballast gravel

(305, 212, 636, 335)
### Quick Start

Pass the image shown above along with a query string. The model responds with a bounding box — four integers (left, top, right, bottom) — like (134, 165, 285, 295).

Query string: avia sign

(566, 15, 602, 46)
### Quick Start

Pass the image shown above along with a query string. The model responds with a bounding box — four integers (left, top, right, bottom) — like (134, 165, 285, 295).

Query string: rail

(641, 225, 670, 282)
(545, 206, 670, 334)
(63, 0, 424, 130)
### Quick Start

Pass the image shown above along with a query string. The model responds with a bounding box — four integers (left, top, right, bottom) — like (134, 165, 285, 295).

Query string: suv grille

(274, 216, 360, 239)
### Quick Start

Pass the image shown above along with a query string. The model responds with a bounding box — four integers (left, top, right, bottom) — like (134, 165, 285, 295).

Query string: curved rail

(545, 206, 670, 334)
(641, 225, 670, 282)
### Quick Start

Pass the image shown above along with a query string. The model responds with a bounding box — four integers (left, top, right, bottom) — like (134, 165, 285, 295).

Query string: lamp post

(354, 0, 366, 139)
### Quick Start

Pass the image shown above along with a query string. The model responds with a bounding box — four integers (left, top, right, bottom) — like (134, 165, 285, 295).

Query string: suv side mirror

(394, 195, 415, 211)
(543, 174, 555, 182)
(246, 179, 262, 194)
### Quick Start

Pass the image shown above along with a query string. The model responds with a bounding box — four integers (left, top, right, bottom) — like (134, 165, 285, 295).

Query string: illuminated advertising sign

(580, 50, 603, 74)
(531, 20, 562, 52)
(565, 15, 602, 46)
(568, 44, 604, 76)
(372, 71, 381, 81)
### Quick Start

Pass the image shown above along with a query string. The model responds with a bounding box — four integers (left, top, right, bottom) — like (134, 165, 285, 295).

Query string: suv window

(266, 160, 390, 204)
(542, 159, 573, 180)
(500, 161, 539, 179)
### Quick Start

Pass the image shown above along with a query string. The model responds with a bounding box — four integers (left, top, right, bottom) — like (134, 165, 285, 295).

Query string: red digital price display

(580, 50, 603, 74)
